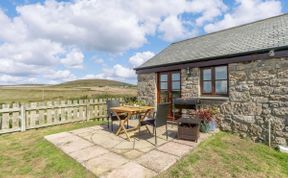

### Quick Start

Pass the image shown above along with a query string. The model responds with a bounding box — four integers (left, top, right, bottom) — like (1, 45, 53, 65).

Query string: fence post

(20, 105, 26, 132)
(86, 100, 90, 121)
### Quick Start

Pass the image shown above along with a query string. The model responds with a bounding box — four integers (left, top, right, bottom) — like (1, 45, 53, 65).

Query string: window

(201, 66, 228, 96)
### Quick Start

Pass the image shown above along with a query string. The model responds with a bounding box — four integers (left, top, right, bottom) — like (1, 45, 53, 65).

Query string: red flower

(195, 109, 214, 122)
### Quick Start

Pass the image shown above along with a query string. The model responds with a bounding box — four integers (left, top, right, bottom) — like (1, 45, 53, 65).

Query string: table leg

(115, 112, 132, 141)
(136, 109, 153, 134)
(114, 112, 125, 135)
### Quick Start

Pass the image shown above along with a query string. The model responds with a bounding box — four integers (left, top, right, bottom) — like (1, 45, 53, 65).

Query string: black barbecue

(173, 98, 201, 142)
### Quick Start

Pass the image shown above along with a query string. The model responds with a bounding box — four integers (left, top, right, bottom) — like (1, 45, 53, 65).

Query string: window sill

(195, 96, 229, 101)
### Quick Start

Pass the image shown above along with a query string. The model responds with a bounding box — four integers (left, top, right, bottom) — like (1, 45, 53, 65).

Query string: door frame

(157, 70, 181, 120)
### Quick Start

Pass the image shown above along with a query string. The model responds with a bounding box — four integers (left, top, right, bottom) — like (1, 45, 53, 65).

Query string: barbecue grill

(174, 98, 199, 110)
(173, 98, 201, 142)
(173, 98, 200, 119)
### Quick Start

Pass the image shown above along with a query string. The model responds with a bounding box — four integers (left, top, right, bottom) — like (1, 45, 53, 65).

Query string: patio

(45, 120, 217, 178)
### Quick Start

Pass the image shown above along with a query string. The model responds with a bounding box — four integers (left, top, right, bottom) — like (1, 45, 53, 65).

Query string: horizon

(0, 0, 287, 85)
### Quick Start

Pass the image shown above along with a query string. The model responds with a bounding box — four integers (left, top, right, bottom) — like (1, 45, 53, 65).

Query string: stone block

(235, 84, 250, 92)
(230, 91, 250, 101)
(249, 125, 262, 136)
(70, 146, 109, 163)
(233, 115, 255, 124)
(123, 150, 144, 160)
(57, 136, 94, 154)
(84, 152, 129, 176)
(275, 137, 287, 145)
(173, 139, 197, 147)
(272, 107, 288, 116)
(44, 132, 72, 141)
(136, 150, 177, 173)
(102, 161, 157, 178)
(157, 142, 193, 157)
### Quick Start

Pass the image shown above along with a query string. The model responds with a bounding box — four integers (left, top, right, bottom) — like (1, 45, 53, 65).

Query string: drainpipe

(268, 118, 271, 147)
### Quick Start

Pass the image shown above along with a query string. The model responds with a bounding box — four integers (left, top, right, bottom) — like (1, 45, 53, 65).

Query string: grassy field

(159, 132, 288, 178)
(0, 79, 137, 103)
(0, 120, 104, 178)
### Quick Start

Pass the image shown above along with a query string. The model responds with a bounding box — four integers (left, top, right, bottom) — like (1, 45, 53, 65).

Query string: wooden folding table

(110, 106, 154, 141)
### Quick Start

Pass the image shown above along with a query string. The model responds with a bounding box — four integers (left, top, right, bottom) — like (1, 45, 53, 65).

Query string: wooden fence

(0, 98, 123, 134)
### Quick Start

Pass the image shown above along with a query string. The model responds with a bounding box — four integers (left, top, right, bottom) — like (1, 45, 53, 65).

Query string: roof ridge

(171, 13, 287, 45)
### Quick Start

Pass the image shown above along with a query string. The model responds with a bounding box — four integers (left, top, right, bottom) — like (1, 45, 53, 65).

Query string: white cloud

(15, 0, 147, 53)
(85, 64, 136, 83)
(187, 0, 228, 26)
(61, 49, 84, 69)
(0, 10, 28, 43)
(0, 39, 64, 76)
(129, 51, 155, 67)
(44, 70, 76, 81)
(0, 0, 235, 85)
(1, 0, 229, 51)
(0, 75, 25, 85)
(112, 64, 135, 78)
(158, 16, 192, 42)
(90, 56, 105, 65)
(204, 0, 282, 33)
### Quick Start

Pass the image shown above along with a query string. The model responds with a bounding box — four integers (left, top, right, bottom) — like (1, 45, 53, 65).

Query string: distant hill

(0, 84, 47, 88)
(52, 79, 135, 88)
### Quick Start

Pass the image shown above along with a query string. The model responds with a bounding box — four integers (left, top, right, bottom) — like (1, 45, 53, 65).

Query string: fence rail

(0, 98, 123, 134)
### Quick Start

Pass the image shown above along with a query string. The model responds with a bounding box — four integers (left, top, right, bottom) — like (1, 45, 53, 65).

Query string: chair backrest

(155, 103, 170, 127)
(106, 100, 120, 117)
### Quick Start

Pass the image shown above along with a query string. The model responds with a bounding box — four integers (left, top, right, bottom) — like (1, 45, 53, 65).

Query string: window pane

(215, 66, 227, 79)
(216, 80, 227, 93)
(172, 91, 181, 98)
(203, 69, 211, 80)
(203, 81, 212, 93)
(172, 73, 180, 81)
(160, 74, 168, 81)
(160, 82, 168, 90)
(172, 81, 180, 90)
(160, 91, 169, 103)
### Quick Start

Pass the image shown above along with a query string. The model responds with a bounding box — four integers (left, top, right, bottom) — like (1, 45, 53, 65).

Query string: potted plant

(208, 107, 219, 131)
(195, 108, 218, 133)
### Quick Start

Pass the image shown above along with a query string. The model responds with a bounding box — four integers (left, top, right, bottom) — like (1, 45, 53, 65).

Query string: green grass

(158, 132, 288, 178)
(0, 79, 136, 103)
(0, 120, 105, 178)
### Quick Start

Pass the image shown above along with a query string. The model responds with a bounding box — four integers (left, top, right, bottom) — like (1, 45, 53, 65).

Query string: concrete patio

(45, 120, 217, 178)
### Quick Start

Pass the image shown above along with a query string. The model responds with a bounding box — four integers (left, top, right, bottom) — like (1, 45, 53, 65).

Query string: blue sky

(0, 0, 287, 85)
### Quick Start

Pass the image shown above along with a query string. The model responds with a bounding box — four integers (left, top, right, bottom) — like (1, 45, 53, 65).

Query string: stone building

(134, 14, 288, 146)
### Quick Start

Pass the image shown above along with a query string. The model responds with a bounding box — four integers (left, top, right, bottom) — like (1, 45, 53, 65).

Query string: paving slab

(44, 132, 73, 141)
(123, 150, 144, 160)
(136, 150, 177, 173)
(84, 152, 129, 176)
(69, 127, 96, 135)
(173, 138, 197, 147)
(133, 139, 156, 153)
(102, 161, 157, 178)
(57, 136, 94, 154)
(157, 141, 193, 157)
(70, 145, 109, 163)
(90, 132, 124, 149)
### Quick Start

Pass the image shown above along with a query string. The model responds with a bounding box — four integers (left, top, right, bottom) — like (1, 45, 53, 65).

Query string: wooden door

(157, 71, 181, 120)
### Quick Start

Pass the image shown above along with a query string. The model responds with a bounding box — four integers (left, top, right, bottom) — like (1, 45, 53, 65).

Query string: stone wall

(181, 68, 200, 98)
(137, 73, 157, 106)
(137, 57, 288, 146)
(220, 58, 288, 146)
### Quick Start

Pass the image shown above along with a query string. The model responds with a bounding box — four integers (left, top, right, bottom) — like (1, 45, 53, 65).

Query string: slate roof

(136, 14, 288, 70)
